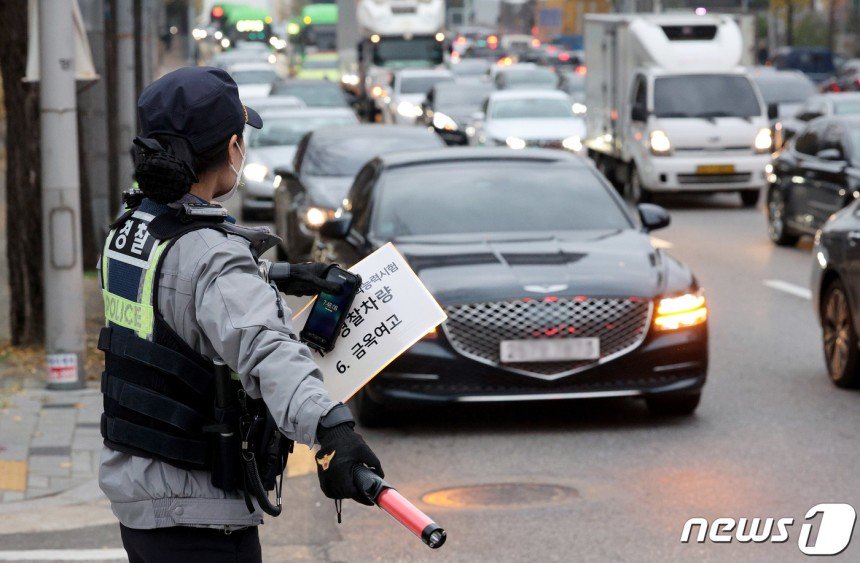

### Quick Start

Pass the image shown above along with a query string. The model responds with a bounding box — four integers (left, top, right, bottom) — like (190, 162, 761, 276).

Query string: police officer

(98, 67, 383, 562)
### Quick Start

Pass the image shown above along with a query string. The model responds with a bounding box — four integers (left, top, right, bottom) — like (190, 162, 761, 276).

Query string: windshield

(302, 58, 338, 70)
(304, 134, 441, 176)
(400, 75, 453, 95)
(231, 70, 277, 85)
(452, 60, 490, 76)
(491, 98, 573, 119)
(248, 115, 356, 147)
(502, 69, 557, 87)
(654, 75, 763, 118)
(436, 85, 493, 108)
(835, 101, 860, 115)
(753, 76, 816, 104)
(373, 37, 445, 67)
(372, 162, 629, 238)
(271, 84, 346, 107)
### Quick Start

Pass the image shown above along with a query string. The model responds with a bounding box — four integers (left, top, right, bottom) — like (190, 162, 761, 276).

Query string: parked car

(494, 66, 559, 90)
(313, 148, 708, 425)
(470, 89, 586, 155)
(812, 196, 860, 387)
(270, 79, 352, 108)
(382, 68, 454, 125)
(418, 81, 494, 146)
(776, 93, 860, 147)
(271, 125, 443, 261)
(768, 47, 837, 84)
(240, 108, 359, 220)
(766, 116, 860, 246)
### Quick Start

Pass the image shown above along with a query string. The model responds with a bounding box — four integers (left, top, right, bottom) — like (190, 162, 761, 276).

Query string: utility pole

(116, 0, 136, 203)
(39, 0, 86, 390)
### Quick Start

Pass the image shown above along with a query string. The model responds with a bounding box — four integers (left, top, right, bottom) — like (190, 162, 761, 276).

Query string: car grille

(677, 172, 752, 184)
(442, 297, 653, 380)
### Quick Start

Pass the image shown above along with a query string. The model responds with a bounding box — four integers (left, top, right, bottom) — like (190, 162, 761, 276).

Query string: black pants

(120, 524, 262, 563)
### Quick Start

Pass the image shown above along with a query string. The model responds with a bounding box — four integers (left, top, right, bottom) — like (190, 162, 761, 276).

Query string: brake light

(559, 52, 570, 62)
(575, 65, 587, 75)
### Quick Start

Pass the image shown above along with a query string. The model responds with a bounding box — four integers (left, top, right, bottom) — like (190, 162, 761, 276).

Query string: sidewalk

(0, 386, 103, 503)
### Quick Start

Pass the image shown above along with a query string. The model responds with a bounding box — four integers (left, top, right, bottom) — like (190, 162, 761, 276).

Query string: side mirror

(767, 103, 779, 120)
(638, 203, 671, 232)
(816, 148, 845, 162)
(631, 104, 648, 122)
(273, 168, 301, 196)
(319, 213, 353, 239)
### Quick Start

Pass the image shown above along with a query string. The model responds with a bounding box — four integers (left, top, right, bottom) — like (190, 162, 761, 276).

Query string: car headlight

(303, 206, 336, 229)
(754, 128, 773, 154)
(572, 102, 587, 115)
(654, 290, 708, 331)
(649, 130, 672, 156)
(341, 73, 360, 86)
(243, 163, 269, 183)
(506, 136, 526, 149)
(396, 101, 422, 118)
(432, 112, 458, 131)
(562, 135, 582, 152)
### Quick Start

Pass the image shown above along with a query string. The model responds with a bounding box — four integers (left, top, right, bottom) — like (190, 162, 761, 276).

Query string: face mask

(215, 142, 246, 203)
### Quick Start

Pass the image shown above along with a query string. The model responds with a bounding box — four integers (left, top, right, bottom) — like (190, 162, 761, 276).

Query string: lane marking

(0, 549, 127, 561)
(650, 237, 673, 249)
(764, 279, 812, 300)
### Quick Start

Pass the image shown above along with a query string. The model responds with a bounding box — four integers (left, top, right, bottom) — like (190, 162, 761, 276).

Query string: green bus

(297, 3, 337, 52)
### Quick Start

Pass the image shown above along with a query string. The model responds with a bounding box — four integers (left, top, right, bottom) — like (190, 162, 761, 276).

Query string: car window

(846, 128, 860, 163)
(654, 74, 762, 118)
(303, 133, 442, 176)
(372, 161, 631, 239)
(248, 115, 357, 147)
(399, 75, 453, 95)
(490, 98, 573, 119)
(632, 75, 646, 108)
(821, 125, 846, 157)
(795, 122, 827, 155)
(833, 100, 860, 115)
(270, 83, 347, 107)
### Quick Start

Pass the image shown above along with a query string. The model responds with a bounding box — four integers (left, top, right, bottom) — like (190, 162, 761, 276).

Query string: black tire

(624, 166, 652, 203)
(766, 188, 800, 246)
(821, 279, 860, 388)
(740, 189, 760, 208)
(350, 389, 391, 428)
(645, 392, 701, 416)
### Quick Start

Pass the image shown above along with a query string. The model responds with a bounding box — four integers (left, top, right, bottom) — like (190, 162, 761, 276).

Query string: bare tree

(0, 1, 44, 345)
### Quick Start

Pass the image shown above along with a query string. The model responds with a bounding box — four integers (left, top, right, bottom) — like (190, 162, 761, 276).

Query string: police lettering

(114, 221, 133, 249)
(131, 222, 149, 255)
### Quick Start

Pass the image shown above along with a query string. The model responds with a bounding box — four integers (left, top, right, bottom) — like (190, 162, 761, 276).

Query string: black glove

(316, 421, 384, 506)
(270, 262, 342, 296)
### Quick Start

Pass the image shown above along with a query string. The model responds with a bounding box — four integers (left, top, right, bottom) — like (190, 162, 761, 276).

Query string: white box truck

(584, 13, 771, 206)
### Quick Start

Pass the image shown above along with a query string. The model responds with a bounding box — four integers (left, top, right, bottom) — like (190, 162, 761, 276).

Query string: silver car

(241, 107, 358, 220)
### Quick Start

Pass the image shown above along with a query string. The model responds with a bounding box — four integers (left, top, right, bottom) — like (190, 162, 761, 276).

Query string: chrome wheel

(823, 286, 852, 380)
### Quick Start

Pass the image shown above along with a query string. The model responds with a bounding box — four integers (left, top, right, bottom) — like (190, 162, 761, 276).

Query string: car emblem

(524, 284, 569, 293)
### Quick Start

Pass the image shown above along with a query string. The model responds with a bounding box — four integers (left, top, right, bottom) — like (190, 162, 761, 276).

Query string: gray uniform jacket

(99, 221, 337, 529)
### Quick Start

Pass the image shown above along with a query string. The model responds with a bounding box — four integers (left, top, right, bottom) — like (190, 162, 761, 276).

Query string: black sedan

(315, 148, 709, 425)
(272, 124, 443, 261)
(418, 81, 494, 146)
(812, 199, 860, 387)
(766, 116, 860, 246)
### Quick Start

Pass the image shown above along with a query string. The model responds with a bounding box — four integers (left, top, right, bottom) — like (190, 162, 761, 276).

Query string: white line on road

(764, 279, 812, 300)
(0, 549, 127, 561)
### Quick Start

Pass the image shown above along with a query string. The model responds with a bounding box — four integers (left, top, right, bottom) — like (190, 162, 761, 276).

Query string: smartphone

(300, 266, 361, 352)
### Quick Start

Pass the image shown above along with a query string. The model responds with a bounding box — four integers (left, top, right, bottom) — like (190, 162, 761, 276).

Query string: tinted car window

(372, 161, 630, 238)
(498, 68, 558, 88)
(270, 83, 347, 107)
(654, 74, 762, 118)
(248, 115, 357, 147)
(303, 133, 442, 176)
(490, 98, 573, 119)
(399, 75, 453, 95)
(753, 74, 816, 104)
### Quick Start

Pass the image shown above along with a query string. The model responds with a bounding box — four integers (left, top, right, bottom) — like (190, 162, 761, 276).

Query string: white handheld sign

(293, 243, 447, 403)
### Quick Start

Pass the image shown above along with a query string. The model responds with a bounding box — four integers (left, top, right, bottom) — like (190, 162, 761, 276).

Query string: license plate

(500, 338, 600, 363)
(696, 164, 736, 175)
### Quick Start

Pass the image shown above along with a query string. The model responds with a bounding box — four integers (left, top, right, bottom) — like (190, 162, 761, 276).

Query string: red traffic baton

(353, 465, 447, 549)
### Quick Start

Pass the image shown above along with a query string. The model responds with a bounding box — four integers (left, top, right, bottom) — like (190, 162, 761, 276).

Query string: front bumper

(638, 152, 769, 192)
(242, 180, 275, 212)
(365, 324, 708, 405)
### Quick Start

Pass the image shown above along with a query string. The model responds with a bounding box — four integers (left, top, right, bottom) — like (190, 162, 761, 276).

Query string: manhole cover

(422, 483, 578, 508)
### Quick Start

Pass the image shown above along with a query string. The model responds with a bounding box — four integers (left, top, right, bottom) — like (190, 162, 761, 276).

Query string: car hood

(389, 230, 690, 305)
(248, 146, 298, 172)
(302, 175, 354, 209)
(485, 118, 586, 141)
(652, 117, 762, 150)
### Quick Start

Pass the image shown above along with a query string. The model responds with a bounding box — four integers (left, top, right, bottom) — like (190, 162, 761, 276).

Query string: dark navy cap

(137, 66, 262, 152)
